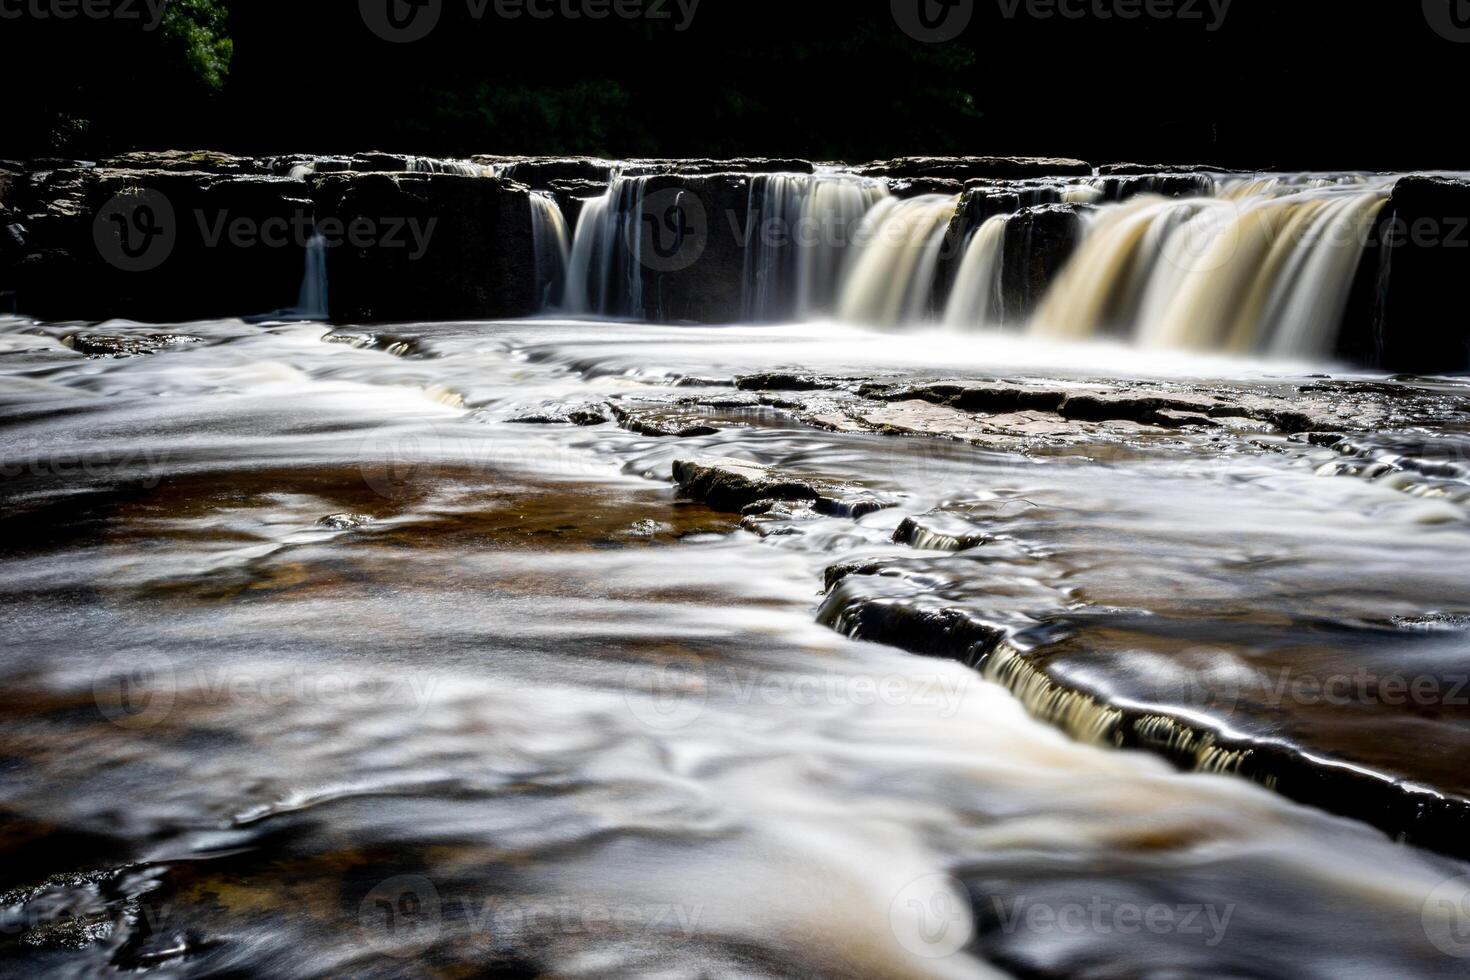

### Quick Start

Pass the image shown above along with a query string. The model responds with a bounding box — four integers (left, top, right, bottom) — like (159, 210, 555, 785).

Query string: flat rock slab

(507, 402, 610, 427)
(673, 457, 897, 518)
(610, 403, 727, 439)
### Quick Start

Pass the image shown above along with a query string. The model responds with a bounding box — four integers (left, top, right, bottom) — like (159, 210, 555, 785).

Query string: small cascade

(1061, 182, 1106, 204)
(943, 214, 1009, 329)
(564, 176, 650, 317)
(742, 172, 889, 321)
(1032, 177, 1392, 356)
(294, 232, 329, 320)
(835, 195, 959, 327)
(529, 192, 571, 312)
(406, 156, 493, 178)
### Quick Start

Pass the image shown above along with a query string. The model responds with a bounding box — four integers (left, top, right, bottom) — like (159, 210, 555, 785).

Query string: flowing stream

(2, 316, 1468, 977)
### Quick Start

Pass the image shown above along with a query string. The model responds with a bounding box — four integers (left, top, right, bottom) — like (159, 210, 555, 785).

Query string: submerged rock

(318, 514, 375, 530)
(65, 333, 203, 358)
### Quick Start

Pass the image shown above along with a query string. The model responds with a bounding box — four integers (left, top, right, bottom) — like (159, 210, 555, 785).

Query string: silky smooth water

(1, 317, 1467, 978)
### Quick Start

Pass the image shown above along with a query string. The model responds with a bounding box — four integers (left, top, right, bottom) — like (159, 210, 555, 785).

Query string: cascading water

(1033, 176, 1391, 355)
(405, 155, 493, 178)
(836, 195, 958, 327)
(943, 214, 1009, 328)
(293, 232, 329, 320)
(563, 176, 649, 317)
(742, 172, 889, 321)
(529, 191, 571, 312)
(542, 166, 1425, 362)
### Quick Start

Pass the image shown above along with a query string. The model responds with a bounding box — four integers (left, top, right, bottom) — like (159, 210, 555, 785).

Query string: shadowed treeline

(1, 0, 1465, 169)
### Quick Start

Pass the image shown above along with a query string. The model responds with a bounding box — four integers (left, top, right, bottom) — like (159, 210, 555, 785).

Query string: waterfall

(564, 176, 650, 317)
(742, 172, 889, 321)
(1031, 178, 1391, 355)
(290, 233, 329, 320)
(943, 214, 1009, 329)
(835, 195, 959, 327)
(533, 164, 1405, 361)
(530, 192, 571, 312)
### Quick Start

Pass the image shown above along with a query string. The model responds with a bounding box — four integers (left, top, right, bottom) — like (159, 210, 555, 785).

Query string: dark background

(1, 0, 1464, 169)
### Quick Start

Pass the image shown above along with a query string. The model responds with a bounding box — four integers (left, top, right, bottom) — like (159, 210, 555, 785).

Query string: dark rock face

(1093, 173, 1216, 200)
(16, 168, 312, 322)
(312, 172, 537, 322)
(1361, 175, 1470, 372)
(998, 203, 1087, 323)
(857, 156, 1093, 181)
(632, 172, 752, 323)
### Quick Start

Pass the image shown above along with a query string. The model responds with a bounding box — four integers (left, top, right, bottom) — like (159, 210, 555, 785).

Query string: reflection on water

(1, 317, 1468, 978)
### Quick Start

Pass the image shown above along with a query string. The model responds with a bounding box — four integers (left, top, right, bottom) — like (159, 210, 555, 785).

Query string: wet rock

(318, 514, 375, 530)
(313, 172, 538, 321)
(894, 513, 992, 551)
(65, 333, 203, 358)
(856, 157, 1092, 181)
(16, 169, 313, 322)
(508, 402, 610, 426)
(885, 177, 966, 199)
(1362, 175, 1470, 372)
(862, 380, 1066, 414)
(474, 156, 617, 186)
(99, 150, 265, 175)
(624, 519, 674, 538)
(632, 158, 814, 176)
(632, 172, 752, 323)
(673, 457, 896, 517)
(1093, 173, 1217, 201)
(1096, 162, 1241, 175)
(610, 403, 722, 438)
(734, 373, 841, 392)
(998, 204, 1087, 323)
(739, 500, 822, 538)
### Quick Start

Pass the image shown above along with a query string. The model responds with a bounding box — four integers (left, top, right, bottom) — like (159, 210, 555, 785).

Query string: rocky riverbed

(2, 314, 1469, 977)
